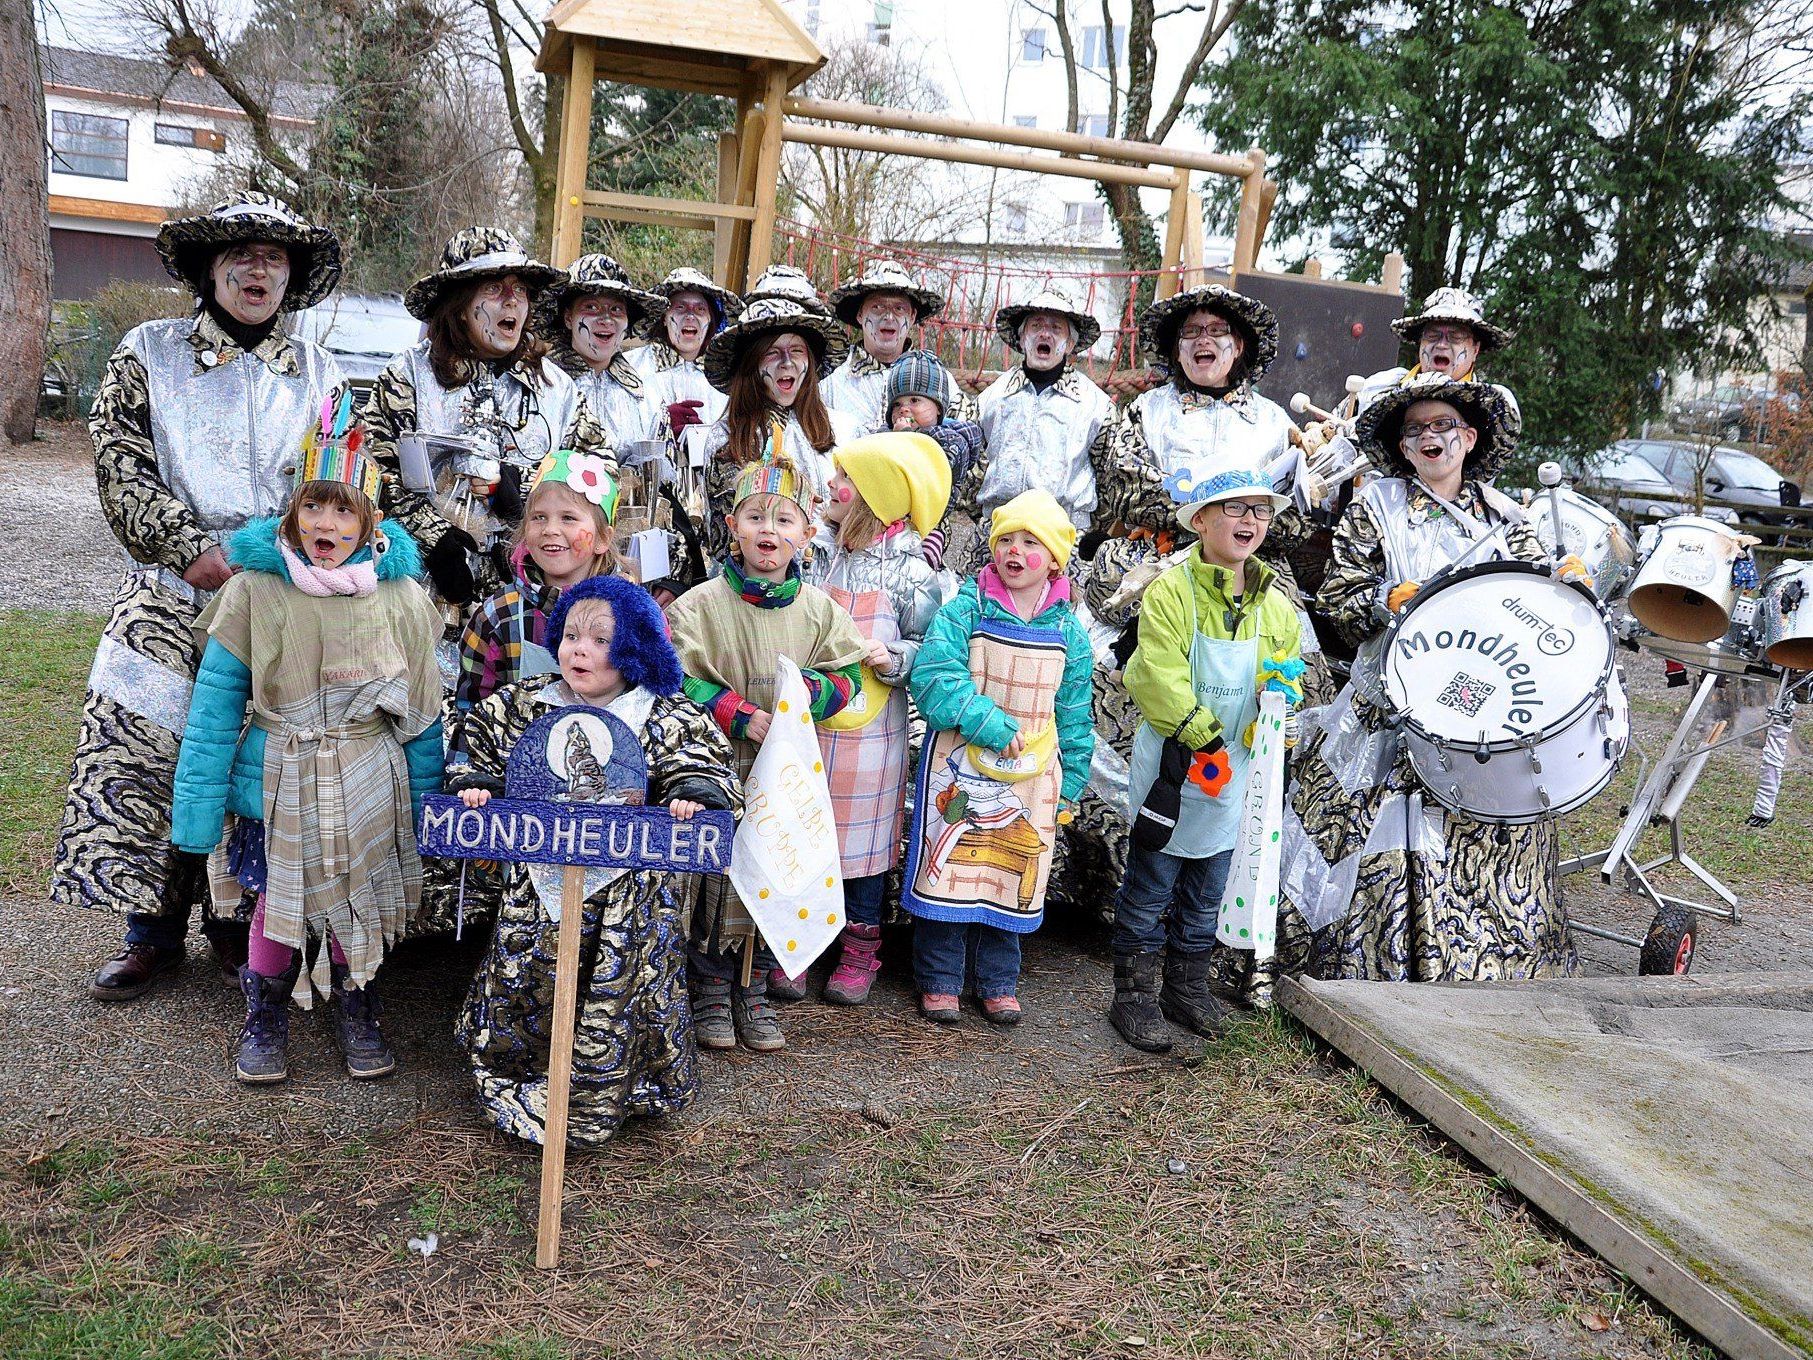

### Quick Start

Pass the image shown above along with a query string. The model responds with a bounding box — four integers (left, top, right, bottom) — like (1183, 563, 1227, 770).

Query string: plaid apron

(819, 583, 911, 877)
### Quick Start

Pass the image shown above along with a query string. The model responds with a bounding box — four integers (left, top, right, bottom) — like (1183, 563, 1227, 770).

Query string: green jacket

(1124, 552, 1302, 750)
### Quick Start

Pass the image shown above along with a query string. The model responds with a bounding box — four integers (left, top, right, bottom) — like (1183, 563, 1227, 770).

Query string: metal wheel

(1638, 903, 1698, 976)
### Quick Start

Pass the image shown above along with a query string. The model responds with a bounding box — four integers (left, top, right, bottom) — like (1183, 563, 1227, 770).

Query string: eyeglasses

(1217, 500, 1274, 522)
(1420, 326, 1476, 347)
(1177, 322, 1234, 342)
(1400, 417, 1469, 442)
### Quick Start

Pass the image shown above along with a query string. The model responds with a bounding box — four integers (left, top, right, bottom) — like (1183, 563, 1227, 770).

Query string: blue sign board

(419, 795, 734, 873)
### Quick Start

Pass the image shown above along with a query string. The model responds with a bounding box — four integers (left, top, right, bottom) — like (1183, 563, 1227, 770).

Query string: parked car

(1569, 440, 1736, 523)
(290, 293, 421, 397)
(1637, 438, 1800, 518)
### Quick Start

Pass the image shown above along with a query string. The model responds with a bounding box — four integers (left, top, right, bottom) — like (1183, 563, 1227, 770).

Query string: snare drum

(1627, 515, 1744, 644)
(1758, 560, 1813, 671)
(1623, 597, 1771, 678)
(1381, 561, 1629, 823)
(1531, 488, 1636, 601)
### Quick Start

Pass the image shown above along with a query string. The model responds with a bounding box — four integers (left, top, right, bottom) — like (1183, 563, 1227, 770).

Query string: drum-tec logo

(1502, 595, 1575, 656)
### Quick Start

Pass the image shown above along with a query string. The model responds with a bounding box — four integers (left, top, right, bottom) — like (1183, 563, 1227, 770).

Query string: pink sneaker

(767, 966, 808, 1002)
(823, 924, 883, 1005)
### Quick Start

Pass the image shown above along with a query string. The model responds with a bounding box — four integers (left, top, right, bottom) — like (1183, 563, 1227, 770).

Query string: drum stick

(1289, 392, 1340, 423)
(1538, 462, 1566, 561)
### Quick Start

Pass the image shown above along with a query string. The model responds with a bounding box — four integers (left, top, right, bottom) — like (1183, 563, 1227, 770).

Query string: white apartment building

(781, 0, 1237, 262)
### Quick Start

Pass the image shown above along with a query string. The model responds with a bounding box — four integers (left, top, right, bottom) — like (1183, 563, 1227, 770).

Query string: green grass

(0, 608, 103, 895)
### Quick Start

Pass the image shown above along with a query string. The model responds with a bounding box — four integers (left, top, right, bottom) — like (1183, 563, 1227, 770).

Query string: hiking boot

(692, 975, 735, 1050)
(330, 963, 397, 1080)
(1160, 949, 1233, 1038)
(202, 913, 251, 977)
(823, 924, 884, 1006)
(91, 942, 183, 1002)
(979, 994, 1023, 1026)
(234, 964, 297, 1084)
(1108, 951, 1172, 1053)
(732, 975, 786, 1052)
(767, 966, 809, 1002)
(918, 992, 962, 1025)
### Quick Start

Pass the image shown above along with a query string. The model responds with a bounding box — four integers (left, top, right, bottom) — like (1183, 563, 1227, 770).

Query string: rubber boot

(732, 974, 786, 1052)
(692, 975, 735, 1050)
(767, 965, 808, 1002)
(1160, 949, 1233, 1038)
(330, 962, 397, 1079)
(234, 963, 298, 1084)
(1108, 951, 1172, 1053)
(823, 924, 884, 1006)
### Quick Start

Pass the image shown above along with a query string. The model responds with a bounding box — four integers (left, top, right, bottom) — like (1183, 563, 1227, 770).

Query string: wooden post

(1256, 177, 1278, 258)
(715, 131, 739, 282)
(1381, 251, 1405, 296)
(1231, 147, 1267, 277)
(549, 37, 595, 267)
(1180, 193, 1205, 288)
(727, 106, 768, 289)
(1156, 171, 1191, 302)
(745, 61, 790, 287)
(535, 864, 588, 1270)
(1304, 257, 1323, 279)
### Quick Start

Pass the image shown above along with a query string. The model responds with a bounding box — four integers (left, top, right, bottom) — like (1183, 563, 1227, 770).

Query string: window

(868, 1, 891, 45)
(1064, 202, 1105, 233)
(50, 109, 128, 180)
(1012, 115, 1037, 129)
(1022, 28, 1046, 61)
(155, 123, 226, 153)
(1073, 114, 1109, 139)
(867, 21, 891, 44)
(1005, 205, 1028, 235)
(1080, 25, 1126, 69)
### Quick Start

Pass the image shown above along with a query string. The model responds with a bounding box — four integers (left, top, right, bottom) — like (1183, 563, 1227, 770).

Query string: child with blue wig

(450, 573, 741, 1146)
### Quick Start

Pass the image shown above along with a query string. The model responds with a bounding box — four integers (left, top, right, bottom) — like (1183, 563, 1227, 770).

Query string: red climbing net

(773, 218, 1179, 397)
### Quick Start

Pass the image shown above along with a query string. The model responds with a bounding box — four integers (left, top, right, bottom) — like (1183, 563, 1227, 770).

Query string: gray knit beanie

(885, 349, 952, 416)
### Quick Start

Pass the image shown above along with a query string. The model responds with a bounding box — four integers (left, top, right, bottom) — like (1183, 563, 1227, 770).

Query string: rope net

(773, 218, 1184, 398)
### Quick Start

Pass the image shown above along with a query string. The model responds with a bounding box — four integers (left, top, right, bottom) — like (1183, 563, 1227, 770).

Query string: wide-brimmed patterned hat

(155, 191, 341, 313)
(746, 264, 833, 318)
(1163, 450, 1287, 532)
(533, 253, 662, 338)
(1391, 287, 1513, 352)
(828, 258, 945, 328)
(1355, 376, 1519, 479)
(1138, 284, 1278, 380)
(404, 227, 565, 321)
(640, 266, 745, 338)
(994, 283, 1102, 353)
(702, 297, 850, 393)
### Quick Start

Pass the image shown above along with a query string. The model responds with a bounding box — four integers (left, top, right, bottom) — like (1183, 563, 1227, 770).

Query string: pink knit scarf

(277, 537, 378, 597)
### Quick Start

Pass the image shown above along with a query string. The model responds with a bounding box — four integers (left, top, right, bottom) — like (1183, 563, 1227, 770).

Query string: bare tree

(782, 39, 999, 248)
(0, 3, 50, 442)
(1030, 0, 1247, 273)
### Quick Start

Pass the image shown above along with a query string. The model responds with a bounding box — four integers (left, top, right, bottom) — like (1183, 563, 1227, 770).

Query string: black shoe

(1160, 949, 1234, 1038)
(1109, 952, 1172, 1053)
(235, 964, 296, 1083)
(330, 964, 397, 1079)
(201, 915, 250, 977)
(90, 942, 183, 1002)
(1746, 813, 1773, 828)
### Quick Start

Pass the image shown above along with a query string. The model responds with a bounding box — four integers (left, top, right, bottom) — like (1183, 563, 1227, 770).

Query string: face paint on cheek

(834, 484, 855, 504)
(1023, 551, 1044, 574)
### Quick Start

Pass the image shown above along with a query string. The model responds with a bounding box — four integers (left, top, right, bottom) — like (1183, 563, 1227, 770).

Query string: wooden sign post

(418, 703, 734, 1270)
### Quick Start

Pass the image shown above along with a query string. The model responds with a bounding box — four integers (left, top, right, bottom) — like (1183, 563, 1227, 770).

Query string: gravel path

(3, 418, 1809, 1146)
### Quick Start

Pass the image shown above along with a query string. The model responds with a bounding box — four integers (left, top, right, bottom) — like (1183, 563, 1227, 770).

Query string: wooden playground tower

(535, 0, 1278, 295)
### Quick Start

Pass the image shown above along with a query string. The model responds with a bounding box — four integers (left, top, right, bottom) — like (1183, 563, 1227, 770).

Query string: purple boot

(823, 924, 883, 1006)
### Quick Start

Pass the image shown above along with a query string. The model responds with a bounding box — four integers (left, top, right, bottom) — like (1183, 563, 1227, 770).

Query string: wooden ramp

(1279, 973, 1813, 1360)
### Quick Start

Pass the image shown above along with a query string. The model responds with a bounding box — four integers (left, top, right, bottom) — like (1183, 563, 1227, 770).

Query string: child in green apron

(1111, 454, 1302, 1052)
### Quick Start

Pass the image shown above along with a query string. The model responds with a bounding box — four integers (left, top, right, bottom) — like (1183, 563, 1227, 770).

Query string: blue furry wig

(543, 575, 683, 696)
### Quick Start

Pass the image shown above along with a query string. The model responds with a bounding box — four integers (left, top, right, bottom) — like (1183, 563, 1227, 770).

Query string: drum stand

(1560, 672, 1744, 963)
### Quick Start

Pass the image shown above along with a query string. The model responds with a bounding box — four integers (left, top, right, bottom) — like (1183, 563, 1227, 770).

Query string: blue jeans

(912, 919, 1022, 999)
(125, 907, 189, 952)
(688, 940, 776, 983)
(844, 873, 887, 928)
(1113, 845, 1232, 955)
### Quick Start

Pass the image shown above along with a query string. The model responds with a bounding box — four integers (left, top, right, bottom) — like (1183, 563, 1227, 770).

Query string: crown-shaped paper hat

(531, 447, 620, 522)
(732, 456, 807, 509)
(295, 389, 381, 504)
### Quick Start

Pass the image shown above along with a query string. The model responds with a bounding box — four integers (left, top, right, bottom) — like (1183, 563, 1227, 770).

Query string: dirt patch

(1, 421, 121, 615)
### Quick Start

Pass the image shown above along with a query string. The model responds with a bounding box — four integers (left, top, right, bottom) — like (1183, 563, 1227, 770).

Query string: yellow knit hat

(988, 489, 1077, 572)
(833, 432, 952, 536)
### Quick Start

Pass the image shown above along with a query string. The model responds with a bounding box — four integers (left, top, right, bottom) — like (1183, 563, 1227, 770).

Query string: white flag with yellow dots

(730, 656, 846, 979)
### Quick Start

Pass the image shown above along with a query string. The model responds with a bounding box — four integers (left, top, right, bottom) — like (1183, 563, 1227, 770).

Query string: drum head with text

(1384, 564, 1611, 744)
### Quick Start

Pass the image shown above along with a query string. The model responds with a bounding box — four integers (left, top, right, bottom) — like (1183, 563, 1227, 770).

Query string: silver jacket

(1129, 381, 1293, 473)
(975, 365, 1114, 528)
(629, 345, 728, 426)
(805, 525, 956, 680)
(128, 317, 344, 539)
(393, 339, 581, 475)
(820, 350, 890, 435)
(574, 358, 660, 447)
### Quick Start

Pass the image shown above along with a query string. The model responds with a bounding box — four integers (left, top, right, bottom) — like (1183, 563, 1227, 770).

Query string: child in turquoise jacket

(903, 489, 1094, 1026)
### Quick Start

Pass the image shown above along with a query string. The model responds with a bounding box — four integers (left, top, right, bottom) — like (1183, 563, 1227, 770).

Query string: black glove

(664, 776, 732, 811)
(425, 528, 479, 606)
(446, 769, 506, 797)
(1131, 736, 1193, 853)
(489, 464, 524, 523)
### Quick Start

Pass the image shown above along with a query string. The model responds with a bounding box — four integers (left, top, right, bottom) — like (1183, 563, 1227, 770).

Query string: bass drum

(1530, 488, 1636, 602)
(1381, 561, 1628, 823)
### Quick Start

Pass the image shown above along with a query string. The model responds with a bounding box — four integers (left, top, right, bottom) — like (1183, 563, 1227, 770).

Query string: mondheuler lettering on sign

(1400, 623, 1546, 731)
(418, 794, 734, 873)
